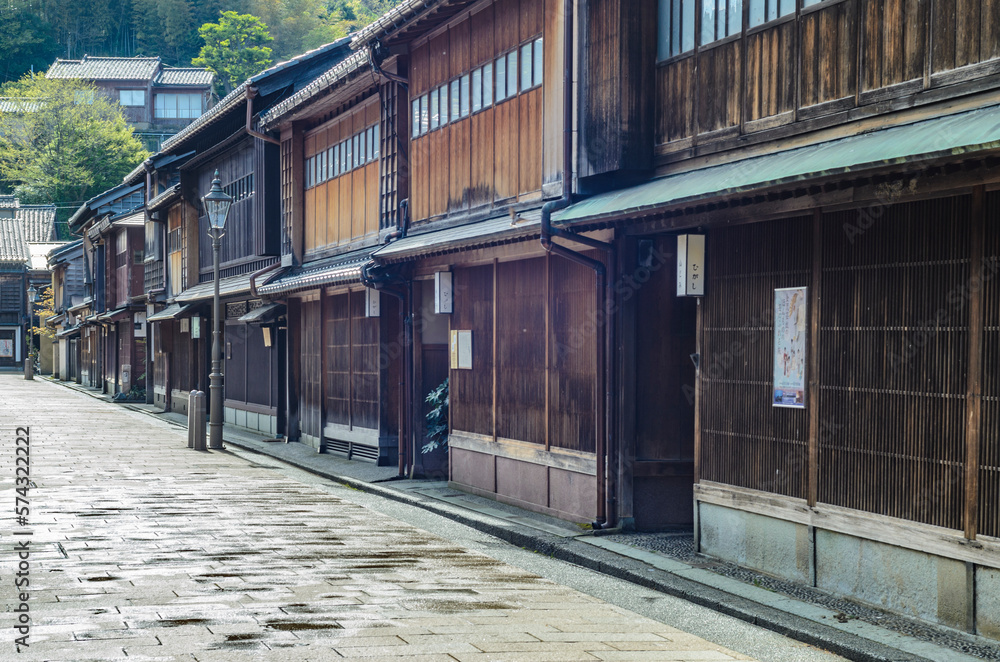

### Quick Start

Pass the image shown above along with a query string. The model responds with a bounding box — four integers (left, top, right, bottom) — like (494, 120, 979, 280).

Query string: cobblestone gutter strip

(603, 533, 1000, 662)
(220, 436, 934, 662)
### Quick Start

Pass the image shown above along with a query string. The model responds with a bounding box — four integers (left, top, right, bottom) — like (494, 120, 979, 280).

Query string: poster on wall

(0, 338, 12, 358)
(773, 287, 807, 408)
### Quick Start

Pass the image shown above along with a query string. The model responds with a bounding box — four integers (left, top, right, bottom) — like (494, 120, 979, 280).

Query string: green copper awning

(555, 103, 1000, 227)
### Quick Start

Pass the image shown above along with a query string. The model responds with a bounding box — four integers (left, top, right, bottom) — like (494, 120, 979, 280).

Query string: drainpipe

(245, 87, 281, 145)
(250, 261, 283, 298)
(540, 0, 617, 530)
(362, 261, 412, 478)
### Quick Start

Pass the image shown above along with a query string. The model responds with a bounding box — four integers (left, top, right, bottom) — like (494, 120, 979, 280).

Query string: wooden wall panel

(520, 0, 542, 41)
(698, 42, 742, 132)
(542, 0, 564, 186)
(800, 0, 859, 108)
(549, 255, 597, 453)
(450, 119, 471, 212)
(494, 100, 519, 201)
(745, 21, 796, 122)
(470, 109, 495, 209)
(495, 0, 520, 53)
(452, 265, 494, 436)
(497, 258, 546, 445)
(862, 0, 926, 91)
(656, 58, 695, 144)
(519, 88, 542, 196)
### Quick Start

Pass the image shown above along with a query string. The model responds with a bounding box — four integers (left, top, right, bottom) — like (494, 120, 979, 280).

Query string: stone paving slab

(1, 376, 761, 661)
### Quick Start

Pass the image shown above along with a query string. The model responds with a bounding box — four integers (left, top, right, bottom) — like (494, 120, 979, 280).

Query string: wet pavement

(0, 375, 846, 661)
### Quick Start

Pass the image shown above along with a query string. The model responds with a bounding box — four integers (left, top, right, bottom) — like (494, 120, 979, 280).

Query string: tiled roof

(0, 98, 42, 113)
(350, 0, 448, 49)
(261, 49, 371, 129)
(0, 218, 28, 262)
(16, 205, 57, 243)
(0, 195, 18, 209)
(155, 68, 215, 87)
(47, 56, 161, 81)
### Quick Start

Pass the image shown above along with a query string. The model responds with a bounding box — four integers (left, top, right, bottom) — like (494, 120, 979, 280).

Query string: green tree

(0, 74, 149, 209)
(192, 11, 274, 95)
(0, 3, 59, 83)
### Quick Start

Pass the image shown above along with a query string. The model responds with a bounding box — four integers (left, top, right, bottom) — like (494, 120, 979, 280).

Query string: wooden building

(0, 197, 59, 373)
(47, 56, 216, 151)
(529, 0, 1000, 640)
(140, 39, 355, 433)
(257, 48, 405, 463)
(46, 239, 86, 382)
(68, 184, 148, 394)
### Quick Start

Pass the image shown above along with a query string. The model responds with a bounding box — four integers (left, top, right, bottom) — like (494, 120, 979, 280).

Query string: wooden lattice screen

(699, 195, 992, 534)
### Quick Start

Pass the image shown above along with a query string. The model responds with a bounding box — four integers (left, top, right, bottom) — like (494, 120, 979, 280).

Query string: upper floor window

(74, 90, 96, 105)
(658, 0, 696, 59)
(305, 123, 378, 190)
(702, 0, 742, 45)
(119, 90, 145, 107)
(749, 0, 794, 27)
(155, 93, 202, 119)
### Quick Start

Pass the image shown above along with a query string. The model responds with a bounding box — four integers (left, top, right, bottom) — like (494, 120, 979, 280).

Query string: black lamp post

(24, 284, 37, 381)
(202, 171, 233, 450)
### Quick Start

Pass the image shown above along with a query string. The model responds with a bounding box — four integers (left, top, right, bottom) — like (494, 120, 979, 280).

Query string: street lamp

(24, 285, 37, 381)
(203, 171, 233, 450)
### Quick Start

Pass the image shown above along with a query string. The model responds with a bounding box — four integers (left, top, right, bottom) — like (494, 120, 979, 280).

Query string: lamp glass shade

(202, 171, 233, 231)
(27, 285, 37, 302)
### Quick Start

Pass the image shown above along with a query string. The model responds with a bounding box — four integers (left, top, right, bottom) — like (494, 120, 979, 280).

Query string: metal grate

(226, 302, 247, 319)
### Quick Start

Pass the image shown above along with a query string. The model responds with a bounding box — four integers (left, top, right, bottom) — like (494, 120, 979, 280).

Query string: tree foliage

(0, 74, 149, 208)
(192, 11, 274, 95)
(0, 0, 401, 84)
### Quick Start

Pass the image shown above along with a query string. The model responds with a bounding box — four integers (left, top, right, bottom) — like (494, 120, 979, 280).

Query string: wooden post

(808, 208, 823, 507)
(492, 258, 499, 443)
(964, 186, 985, 540)
(545, 252, 551, 451)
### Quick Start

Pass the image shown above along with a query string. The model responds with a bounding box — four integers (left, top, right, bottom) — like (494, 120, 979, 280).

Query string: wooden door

(632, 236, 697, 530)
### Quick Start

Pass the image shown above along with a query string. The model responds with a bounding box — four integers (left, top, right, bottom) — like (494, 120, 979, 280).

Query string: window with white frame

(155, 93, 203, 119)
(119, 90, 145, 106)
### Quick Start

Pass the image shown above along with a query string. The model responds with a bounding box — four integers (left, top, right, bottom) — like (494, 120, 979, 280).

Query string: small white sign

(435, 271, 453, 314)
(366, 288, 380, 318)
(450, 329, 473, 370)
(180, 318, 189, 333)
(677, 234, 705, 297)
(191, 316, 201, 339)
(134, 311, 147, 338)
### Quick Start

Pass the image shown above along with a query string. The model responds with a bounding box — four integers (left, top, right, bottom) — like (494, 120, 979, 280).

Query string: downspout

(245, 87, 281, 145)
(362, 261, 412, 479)
(540, 0, 618, 530)
(250, 261, 283, 298)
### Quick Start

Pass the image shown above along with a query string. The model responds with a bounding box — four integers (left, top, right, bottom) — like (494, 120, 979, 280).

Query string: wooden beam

(964, 185, 985, 540)
(807, 208, 822, 507)
(492, 257, 498, 443)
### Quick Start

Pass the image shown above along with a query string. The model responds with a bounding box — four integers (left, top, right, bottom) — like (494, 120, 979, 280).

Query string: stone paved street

(0, 376, 844, 661)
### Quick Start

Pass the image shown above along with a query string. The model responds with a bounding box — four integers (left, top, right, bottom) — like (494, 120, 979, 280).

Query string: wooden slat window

(452, 265, 495, 436)
(818, 198, 970, 531)
(979, 191, 1000, 538)
(699, 217, 812, 499)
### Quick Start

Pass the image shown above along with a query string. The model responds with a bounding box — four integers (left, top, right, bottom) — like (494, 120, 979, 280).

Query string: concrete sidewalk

(48, 376, 1000, 662)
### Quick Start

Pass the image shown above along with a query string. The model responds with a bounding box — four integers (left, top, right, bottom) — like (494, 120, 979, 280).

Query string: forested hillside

(0, 0, 398, 84)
